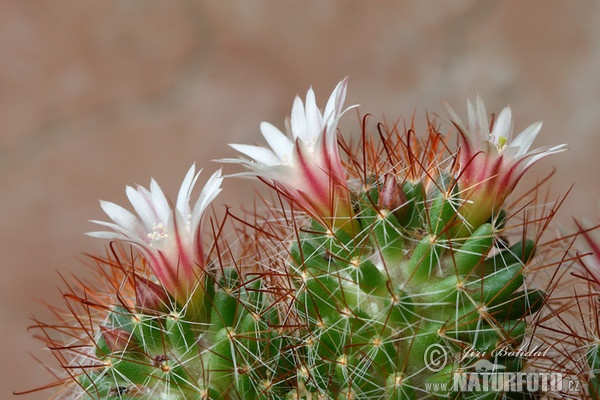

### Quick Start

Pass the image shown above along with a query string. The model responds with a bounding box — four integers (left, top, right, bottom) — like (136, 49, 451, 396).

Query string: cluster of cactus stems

(18, 79, 600, 399)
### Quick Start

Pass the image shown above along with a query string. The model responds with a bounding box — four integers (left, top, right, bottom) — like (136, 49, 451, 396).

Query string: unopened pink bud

(135, 277, 169, 313)
(379, 173, 408, 222)
(100, 325, 133, 353)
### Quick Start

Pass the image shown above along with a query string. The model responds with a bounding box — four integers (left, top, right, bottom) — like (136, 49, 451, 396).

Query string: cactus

(22, 79, 596, 399)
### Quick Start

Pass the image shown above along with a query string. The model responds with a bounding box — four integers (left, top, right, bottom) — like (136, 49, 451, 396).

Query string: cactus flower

(447, 96, 566, 233)
(88, 165, 223, 306)
(225, 78, 357, 231)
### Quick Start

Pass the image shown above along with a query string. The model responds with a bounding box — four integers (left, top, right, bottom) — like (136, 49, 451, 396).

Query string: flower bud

(135, 277, 169, 313)
(100, 325, 134, 353)
(379, 173, 408, 223)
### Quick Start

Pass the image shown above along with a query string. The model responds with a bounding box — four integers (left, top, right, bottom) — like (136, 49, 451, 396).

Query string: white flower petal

(99, 200, 146, 237)
(491, 107, 513, 143)
(229, 143, 281, 167)
(176, 164, 200, 218)
(149, 179, 171, 225)
(445, 102, 463, 125)
(260, 122, 294, 162)
(304, 87, 323, 143)
(290, 95, 307, 142)
(88, 219, 145, 243)
(195, 169, 223, 215)
(468, 95, 490, 139)
(86, 230, 129, 241)
(324, 78, 347, 123)
(466, 99, 476, 133)
(522, 143, 567, 170)
(126, 185, 158, 231)
(191, 169, 223, 232)
(510, 122, 542, 156)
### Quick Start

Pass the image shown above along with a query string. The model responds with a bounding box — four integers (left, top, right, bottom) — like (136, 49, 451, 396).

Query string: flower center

(490, 134, 508, 153)
(147, 222, 168, 243)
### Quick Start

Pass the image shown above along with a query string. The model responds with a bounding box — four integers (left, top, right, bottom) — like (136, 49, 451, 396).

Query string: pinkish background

(2, 1, 599, 398)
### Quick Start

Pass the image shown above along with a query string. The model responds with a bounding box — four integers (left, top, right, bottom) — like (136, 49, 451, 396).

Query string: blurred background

(2, 1, 599, 397)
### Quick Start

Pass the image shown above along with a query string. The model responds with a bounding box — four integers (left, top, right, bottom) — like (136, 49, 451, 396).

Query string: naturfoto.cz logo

(452, 359, 563, 393)
(423, 344, 581, 394)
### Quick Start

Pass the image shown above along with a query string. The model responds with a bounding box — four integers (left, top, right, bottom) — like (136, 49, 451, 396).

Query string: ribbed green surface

(80, 180, 543, 399)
